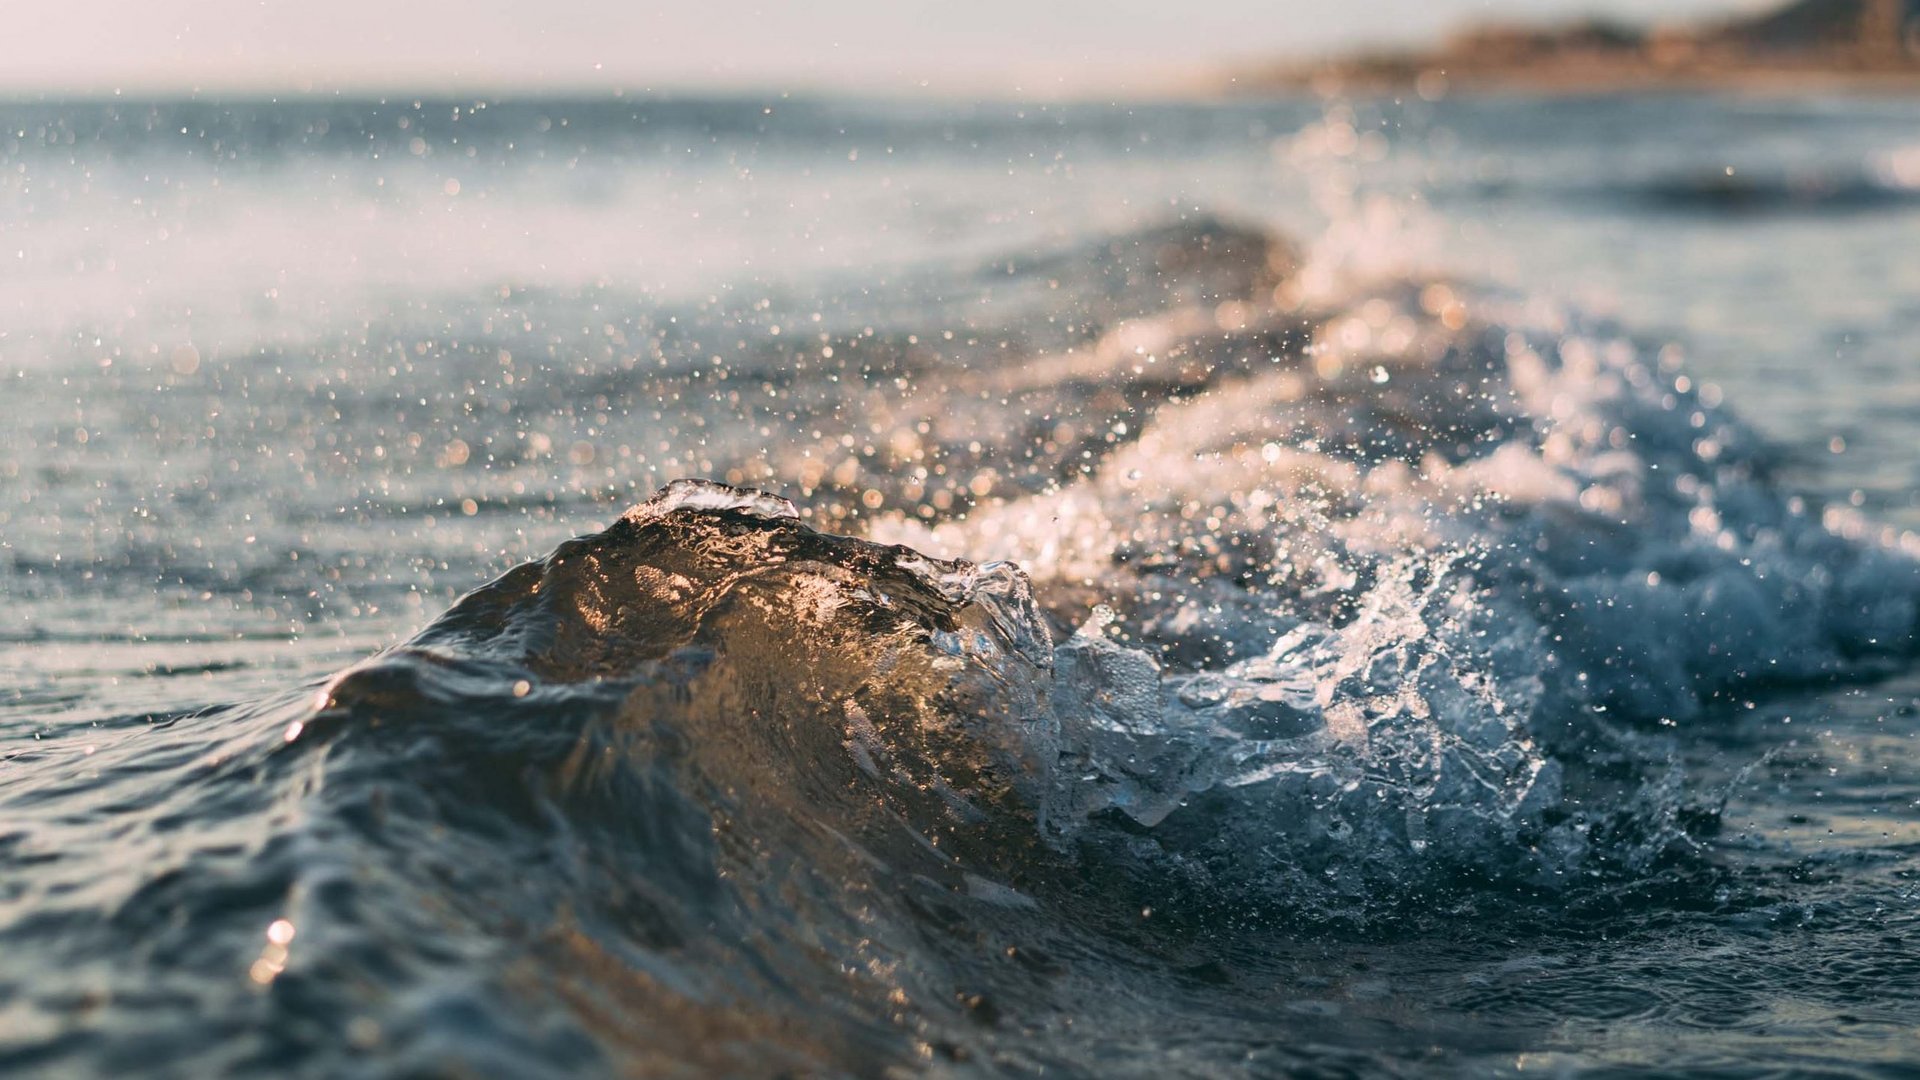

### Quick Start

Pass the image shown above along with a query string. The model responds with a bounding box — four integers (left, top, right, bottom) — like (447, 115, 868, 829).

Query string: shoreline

(1226, 61, 1920, 101)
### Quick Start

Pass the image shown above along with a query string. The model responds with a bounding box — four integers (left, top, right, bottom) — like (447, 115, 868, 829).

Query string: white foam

(873, 277, 1920, 886)
(625, 478, 801, 523)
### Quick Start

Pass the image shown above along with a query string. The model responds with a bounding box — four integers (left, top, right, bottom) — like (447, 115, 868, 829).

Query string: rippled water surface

(5, 93, 1920, 1076)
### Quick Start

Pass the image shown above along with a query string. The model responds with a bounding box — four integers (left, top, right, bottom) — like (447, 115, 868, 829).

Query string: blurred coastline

(1232, 0, 1920, 96)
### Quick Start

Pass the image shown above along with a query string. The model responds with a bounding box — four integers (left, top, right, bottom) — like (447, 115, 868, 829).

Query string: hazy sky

(7, 0, 1766, 97)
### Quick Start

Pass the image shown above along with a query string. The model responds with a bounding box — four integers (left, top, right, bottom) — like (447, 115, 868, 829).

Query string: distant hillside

(1231, 0, 1920, 94)
(1719, 0, 1919, 50)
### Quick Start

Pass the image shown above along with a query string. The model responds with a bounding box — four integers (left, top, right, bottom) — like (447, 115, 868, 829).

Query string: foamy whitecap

(625, 477, 802, 522)
(869, 267, 1920, 894)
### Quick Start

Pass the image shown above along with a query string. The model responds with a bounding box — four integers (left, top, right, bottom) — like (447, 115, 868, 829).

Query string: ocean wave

(10, 215, 1920, 1075)
(1618, 166, 1920, 216)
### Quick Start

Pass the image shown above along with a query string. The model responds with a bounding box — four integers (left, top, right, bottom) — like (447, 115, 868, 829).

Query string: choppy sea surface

(5, 92, 1920, 1077)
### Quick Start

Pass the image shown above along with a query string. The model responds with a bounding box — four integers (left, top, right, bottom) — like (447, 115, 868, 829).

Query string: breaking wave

(1620, 154, 1920, 215)
(9, 215, 1920, 1075)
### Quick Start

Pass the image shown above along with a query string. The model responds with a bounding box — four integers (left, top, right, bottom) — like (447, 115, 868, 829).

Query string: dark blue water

(5, 93, 1920, 1076)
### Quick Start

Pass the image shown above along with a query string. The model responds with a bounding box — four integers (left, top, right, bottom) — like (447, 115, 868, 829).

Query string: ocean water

(4, 92, 1920, 1076)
